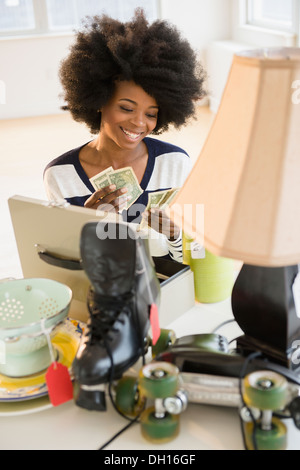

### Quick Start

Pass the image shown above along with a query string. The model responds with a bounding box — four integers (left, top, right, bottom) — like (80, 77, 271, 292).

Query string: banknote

(146, 190, 167, 208)
(89, 166, 113, 190)
(109, 167, 143, 209)
(89, 167, 114, 190)
(157, 188, 180, 209)
(89, 166, 142, 209)
(139, 188, 180, 230)
(146, 188, 180, 211)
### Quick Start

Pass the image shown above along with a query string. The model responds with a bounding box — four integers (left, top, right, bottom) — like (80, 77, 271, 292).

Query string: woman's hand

(84, 184, 128, 212)
(142, 208, 181, 241)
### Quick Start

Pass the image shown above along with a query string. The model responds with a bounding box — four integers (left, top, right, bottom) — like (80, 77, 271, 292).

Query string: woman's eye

(120, 106, 133, 112)
(120, 106, 157, 120)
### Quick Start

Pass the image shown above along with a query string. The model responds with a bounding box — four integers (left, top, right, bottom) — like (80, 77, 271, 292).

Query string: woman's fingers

(84, 184, 128, 211)
(143, 208, 181, 240)
(84, 184, 116, 208)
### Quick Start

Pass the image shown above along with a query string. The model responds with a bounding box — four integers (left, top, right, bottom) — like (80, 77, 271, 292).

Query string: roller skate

(114, 336, 300, 448)
(114, 332, 230, 442)
(72, 221, 160, 411)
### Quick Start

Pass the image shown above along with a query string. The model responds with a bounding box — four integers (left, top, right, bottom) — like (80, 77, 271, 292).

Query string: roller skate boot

(72, 221, 160, 411)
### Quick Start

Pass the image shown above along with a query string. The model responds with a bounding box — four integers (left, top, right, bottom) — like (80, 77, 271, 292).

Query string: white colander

(0, 278, 72, 377)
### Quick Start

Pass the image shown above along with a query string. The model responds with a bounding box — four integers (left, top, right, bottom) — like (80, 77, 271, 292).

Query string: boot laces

(86, 293, 132, 345)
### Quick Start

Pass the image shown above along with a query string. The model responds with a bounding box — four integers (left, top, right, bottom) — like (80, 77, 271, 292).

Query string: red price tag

(45, 362, 73, 407)
(150, 303, 160, 346)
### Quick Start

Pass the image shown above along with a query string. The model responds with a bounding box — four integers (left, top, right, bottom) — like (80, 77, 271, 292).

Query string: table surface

(0, 299, 299, 451)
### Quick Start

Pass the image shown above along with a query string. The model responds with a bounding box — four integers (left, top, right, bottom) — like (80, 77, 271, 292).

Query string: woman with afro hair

(44, 9, 206, 262)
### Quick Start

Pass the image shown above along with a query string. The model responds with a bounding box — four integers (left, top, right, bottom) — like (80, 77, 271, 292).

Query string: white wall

(205, 0, 299, 112)
(0, 33, 74, 119)
(0, 0, 232, 120)
(160, 0, 231, 55)
(1, 0, 297, 120)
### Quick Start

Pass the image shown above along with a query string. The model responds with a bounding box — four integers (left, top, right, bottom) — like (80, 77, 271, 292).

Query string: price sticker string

(40, 318, 57, 366)
(40, 318, 74, 406)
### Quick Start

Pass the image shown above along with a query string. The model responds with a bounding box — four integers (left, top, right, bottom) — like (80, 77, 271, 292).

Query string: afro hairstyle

(59, 8, 206, 135)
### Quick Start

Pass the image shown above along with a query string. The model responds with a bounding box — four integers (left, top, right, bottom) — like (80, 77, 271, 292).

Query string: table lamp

(169, 47, 300, 371)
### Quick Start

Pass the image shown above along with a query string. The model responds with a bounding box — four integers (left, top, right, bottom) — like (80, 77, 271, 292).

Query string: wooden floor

(0, 106, 215, 279)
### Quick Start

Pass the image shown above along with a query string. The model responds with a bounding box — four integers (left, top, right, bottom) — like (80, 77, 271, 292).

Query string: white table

(0, 300, 299, 451)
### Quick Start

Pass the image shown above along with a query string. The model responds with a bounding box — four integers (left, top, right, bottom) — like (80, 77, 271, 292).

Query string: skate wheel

(140, 406, 179, 443)
(115, 376, 145, 417)
(244, 417, 287, 450)
(139, 362, 179, 399)
(243, 371, 288, 411)
(152, 329, 176, 357)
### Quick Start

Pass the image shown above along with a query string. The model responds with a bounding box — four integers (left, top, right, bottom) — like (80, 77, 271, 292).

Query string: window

(233, 0, 299, 47)
(246, 0, 295, 33)
(0, 0, 35, 33)
(0, 0, 159, 36)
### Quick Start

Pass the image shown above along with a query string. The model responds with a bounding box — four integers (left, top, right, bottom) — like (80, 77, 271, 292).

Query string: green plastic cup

(183, 233, 234, 303)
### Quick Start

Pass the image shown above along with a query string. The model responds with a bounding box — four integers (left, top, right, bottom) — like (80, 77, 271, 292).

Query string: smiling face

(99, 80, 159, 151)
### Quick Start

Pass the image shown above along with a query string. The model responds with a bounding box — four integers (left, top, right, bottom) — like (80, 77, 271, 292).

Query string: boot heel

(74, 383, 107, 411)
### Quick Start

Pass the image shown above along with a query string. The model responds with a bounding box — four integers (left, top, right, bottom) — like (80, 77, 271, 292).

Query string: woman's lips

(120, 127, 143, 141)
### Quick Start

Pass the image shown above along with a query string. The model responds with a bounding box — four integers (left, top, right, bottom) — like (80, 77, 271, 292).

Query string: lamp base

(232, 263, 300, 371)
(236, 334, 300, 371)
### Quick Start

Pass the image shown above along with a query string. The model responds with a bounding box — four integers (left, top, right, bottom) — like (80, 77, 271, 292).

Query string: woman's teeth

(121, 128, 141, 139)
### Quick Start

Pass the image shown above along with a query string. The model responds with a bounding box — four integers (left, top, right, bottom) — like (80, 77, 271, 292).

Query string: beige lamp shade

(170, 48, 300, 267)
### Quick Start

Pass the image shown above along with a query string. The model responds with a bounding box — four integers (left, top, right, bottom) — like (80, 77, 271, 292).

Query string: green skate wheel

(152, 329, 176, 358)
(244, 417, 287, 450)
(139, 362, 179, 399)
(243, 371, 288, 411)
(115, 376, 145, 417)
(140, 407, 179, 443)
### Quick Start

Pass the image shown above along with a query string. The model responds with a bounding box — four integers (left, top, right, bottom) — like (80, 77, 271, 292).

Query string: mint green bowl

(0, 278, 72, 377)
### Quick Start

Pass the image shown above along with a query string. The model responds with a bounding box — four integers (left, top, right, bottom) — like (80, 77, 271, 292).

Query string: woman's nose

(130, 111, 145, 127)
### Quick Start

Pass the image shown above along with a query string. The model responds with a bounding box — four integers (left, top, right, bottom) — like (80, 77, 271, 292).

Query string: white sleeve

(44, 167, 66, 202)
(167, 231, 183, 263)
(44, 165, 91, 202)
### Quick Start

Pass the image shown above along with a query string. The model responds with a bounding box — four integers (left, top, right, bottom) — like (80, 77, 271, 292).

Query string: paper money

(139, 187, 180, 230)
(90, 167, 114, 191)
(89, 166, 143, 210)
(146, 188, 180, 211)
(157, 188, 180, 209)
(108, 167, 143, 209)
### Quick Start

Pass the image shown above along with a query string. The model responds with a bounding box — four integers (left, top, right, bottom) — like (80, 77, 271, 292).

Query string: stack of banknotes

(90, 166, 179, 212)
(90, 166, 142, 210)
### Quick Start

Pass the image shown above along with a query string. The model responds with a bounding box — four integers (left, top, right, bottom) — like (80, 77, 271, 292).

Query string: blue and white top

(44, 137, 192, 262)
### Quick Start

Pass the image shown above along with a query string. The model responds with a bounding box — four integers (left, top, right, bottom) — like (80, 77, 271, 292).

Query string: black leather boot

(72, 221, 160, 411)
